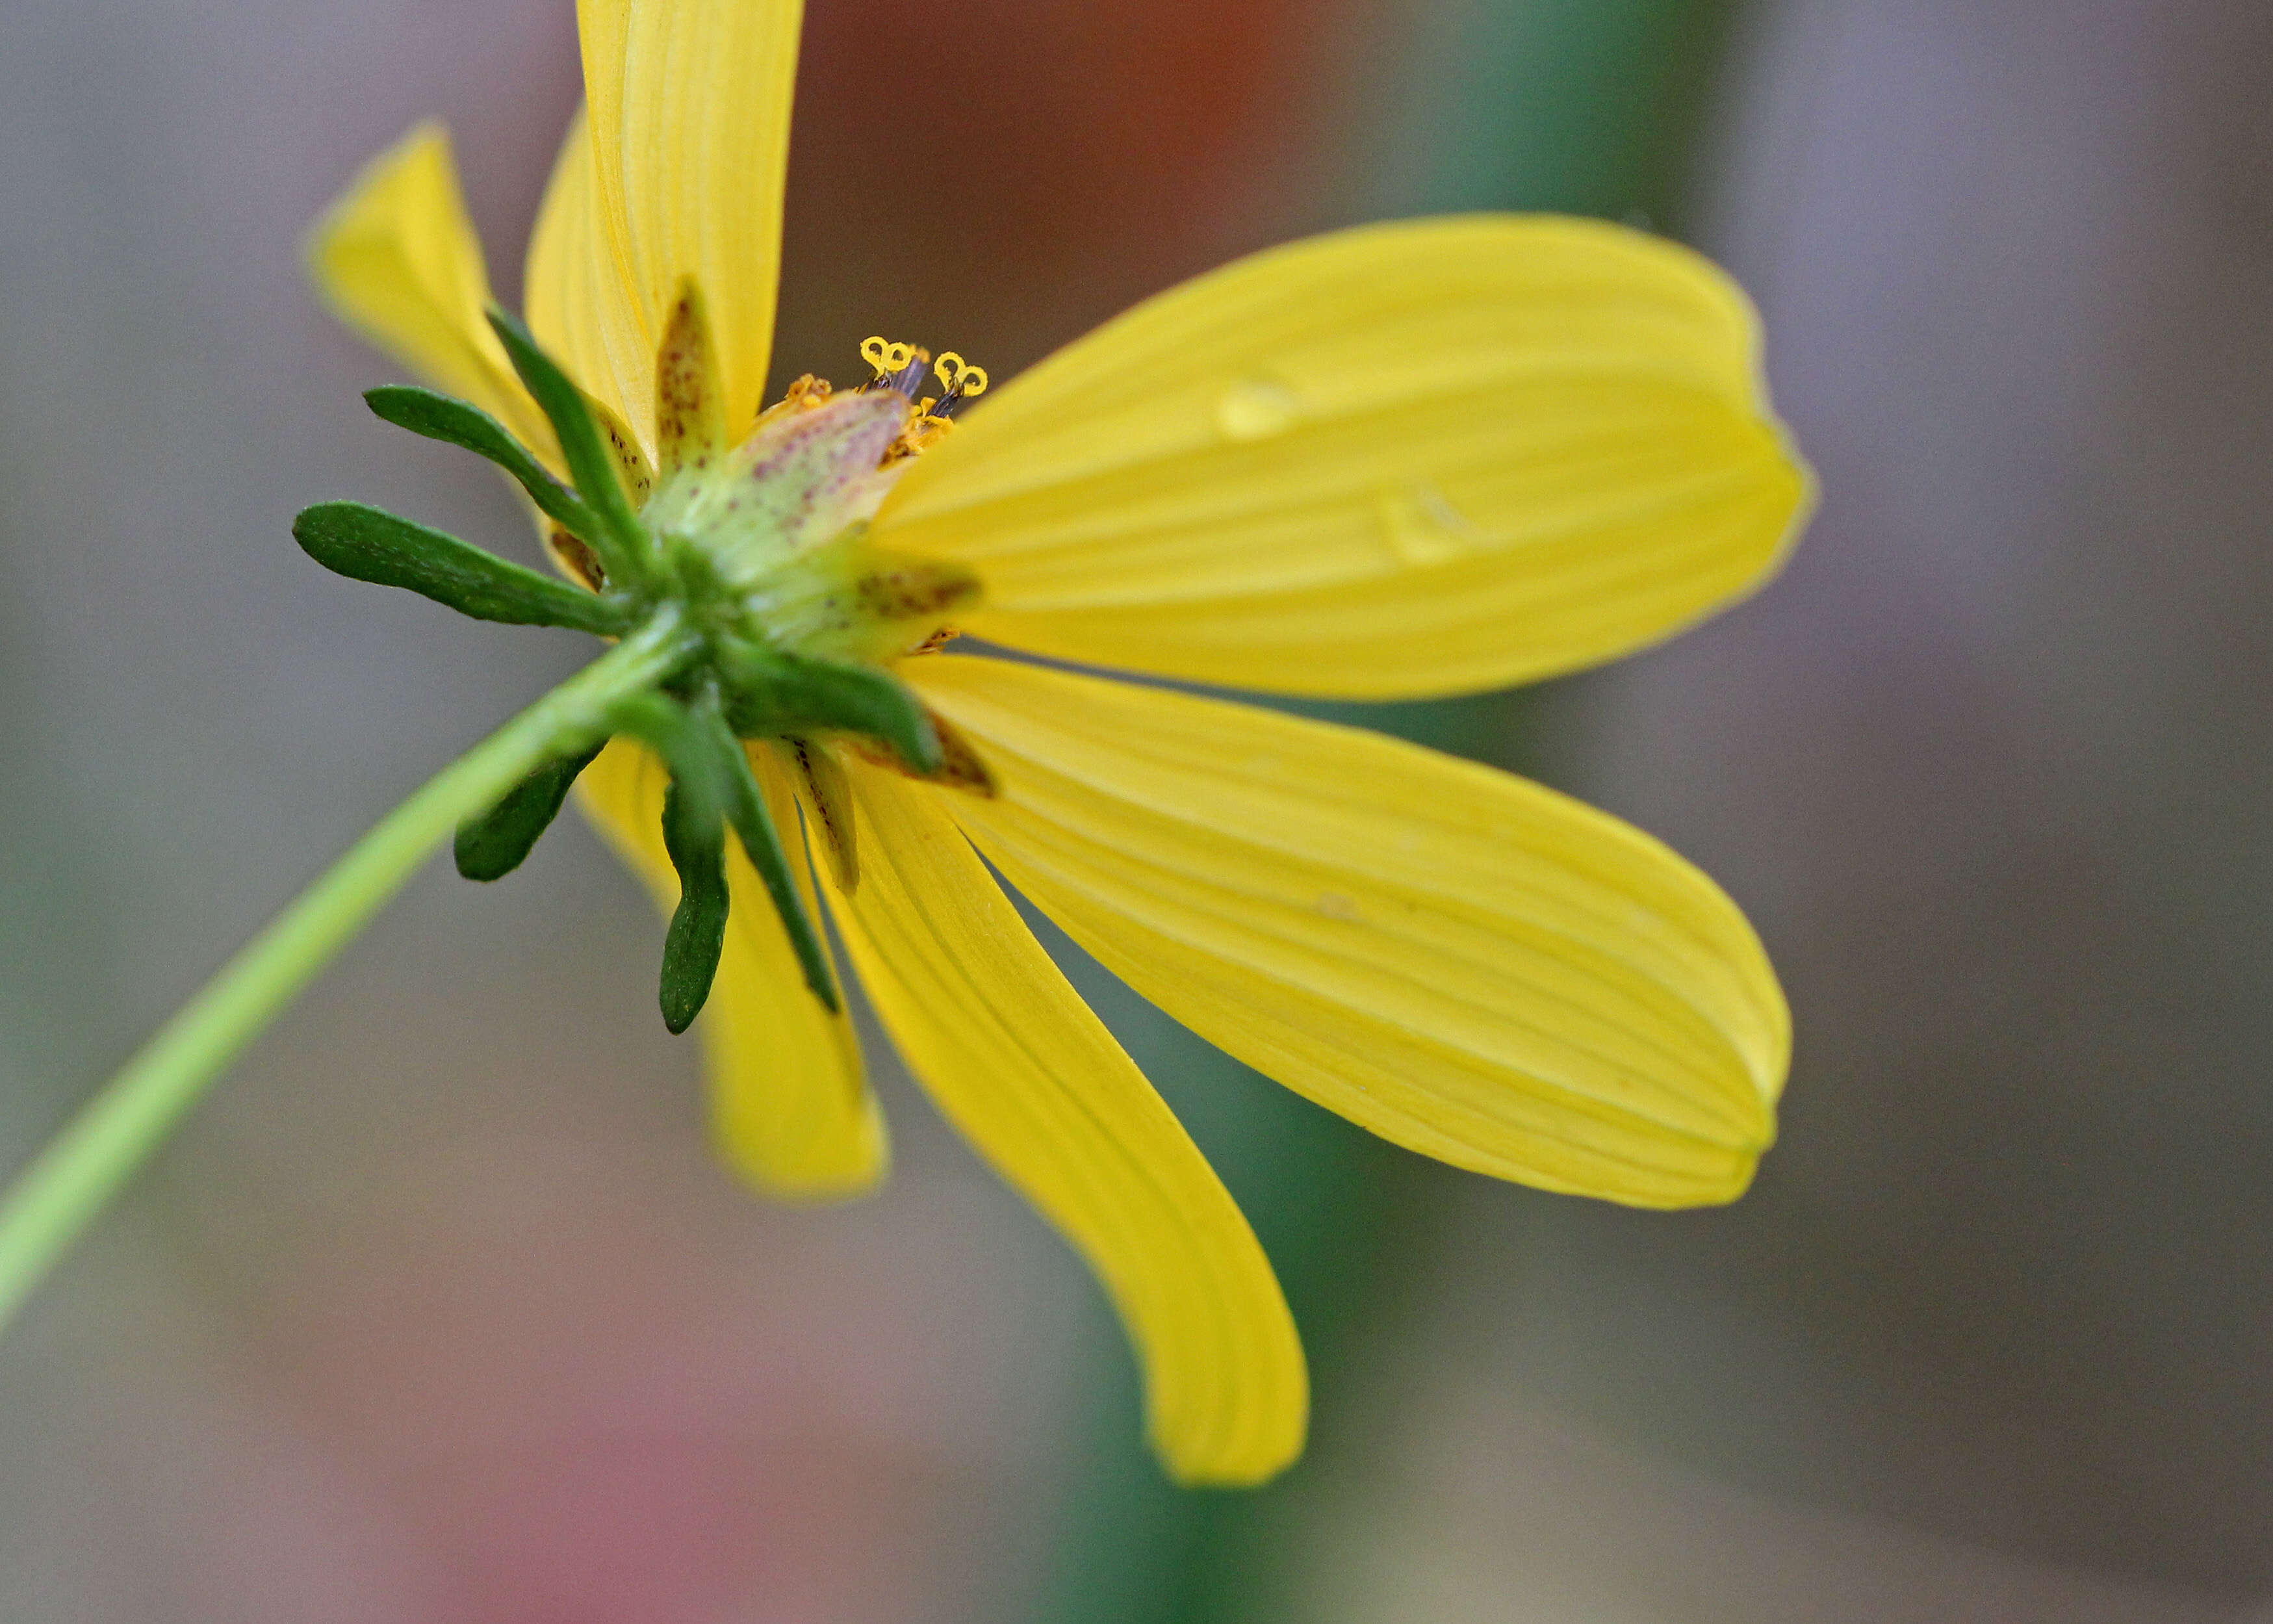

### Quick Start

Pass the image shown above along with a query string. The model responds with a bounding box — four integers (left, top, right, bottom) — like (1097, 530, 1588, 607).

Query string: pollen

(748, 372, 835, 437)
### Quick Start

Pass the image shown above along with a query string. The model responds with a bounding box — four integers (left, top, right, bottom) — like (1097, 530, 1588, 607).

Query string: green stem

(0, 610, 693, 1334)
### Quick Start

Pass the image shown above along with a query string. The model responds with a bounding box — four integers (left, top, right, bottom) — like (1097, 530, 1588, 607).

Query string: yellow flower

(307, 0, 1809, 1486)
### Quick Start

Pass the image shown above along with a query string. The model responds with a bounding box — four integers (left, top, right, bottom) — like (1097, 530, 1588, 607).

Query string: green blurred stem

(0, 609, 693, 1334)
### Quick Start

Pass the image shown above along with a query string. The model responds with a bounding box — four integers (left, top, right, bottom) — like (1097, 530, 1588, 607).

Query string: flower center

(633, 333, 989, 671)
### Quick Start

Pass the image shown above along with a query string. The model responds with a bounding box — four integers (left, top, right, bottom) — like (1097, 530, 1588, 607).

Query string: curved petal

(823, 760, 1305, 1484)
(910, 656, 1788, 1208)
(524, 108, 652, 437)
(870, 215, 1811, 699)
(575, 0, 802, 450)
(307, 122, 553, 455)
(578, 738, 885, 1198)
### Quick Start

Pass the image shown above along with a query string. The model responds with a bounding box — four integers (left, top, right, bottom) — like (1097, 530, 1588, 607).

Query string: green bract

(294, 304, 953, 1032)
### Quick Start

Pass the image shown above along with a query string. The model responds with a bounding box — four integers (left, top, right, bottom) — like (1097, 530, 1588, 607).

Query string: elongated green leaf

(453, 740, 606, 882)
(608, 693, 732, 1032)
(363, 385, 605, 550)
(721, 645, 942, 775)
(702, 708, 842, 1012)
(613, 689, 843, 1018)
(486, 306, 650, 584)
(292, 502, 633, 634)
(659, 775, 730, 1035)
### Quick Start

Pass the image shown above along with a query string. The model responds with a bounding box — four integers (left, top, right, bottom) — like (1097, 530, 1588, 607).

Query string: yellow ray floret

(574, 0, 803, 450)
(869, 214, 1812, 700)
(913, 655, 1787, 1207)
(307, 123, 554, 458)
(821, 763, 1306, 1484)
(525, 108, 652, 450)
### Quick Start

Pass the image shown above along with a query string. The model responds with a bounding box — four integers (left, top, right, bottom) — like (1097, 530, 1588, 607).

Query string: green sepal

(292, 502, 635, 636)
(614, 690, 843, 1020)
(363, 385, 606, 555)
(720, 645, 943, 775)
(699, 706, 842, 1012)
(452, 739, 607, 883)
(486, 307, 650, 587)
(615, 692, 735, 1033)
(658, 774, 730, 1035)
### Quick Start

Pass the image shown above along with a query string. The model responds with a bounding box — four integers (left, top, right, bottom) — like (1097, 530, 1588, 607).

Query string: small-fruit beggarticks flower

(292, 0, 1811, 1484)
(318, 0, 1803, 1484)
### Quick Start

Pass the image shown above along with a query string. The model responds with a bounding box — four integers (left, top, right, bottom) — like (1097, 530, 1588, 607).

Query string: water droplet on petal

(1379, 483, 1480, 566)
(1216, 378, 1302, 442)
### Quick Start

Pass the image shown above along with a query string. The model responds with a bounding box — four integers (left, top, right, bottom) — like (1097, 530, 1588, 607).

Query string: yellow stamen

(780, 373, 833, 410)
(749, 372, 834, 434)
(934, 352, 988, 399)
(883, 413, 953, 465)
(860, 336, 918, 381)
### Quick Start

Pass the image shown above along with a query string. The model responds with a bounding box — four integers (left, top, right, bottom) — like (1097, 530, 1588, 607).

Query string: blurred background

(0, 0, 2268, 1618)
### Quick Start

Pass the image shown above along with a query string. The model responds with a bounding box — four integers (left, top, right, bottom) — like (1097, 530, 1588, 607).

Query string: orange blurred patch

(778, 0, 1367, 380)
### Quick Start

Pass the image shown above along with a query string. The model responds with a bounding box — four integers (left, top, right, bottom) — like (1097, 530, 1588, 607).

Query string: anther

(860, 335, 931, 397)
(859, 336, 909, 377)
(932, 353, 988, 417)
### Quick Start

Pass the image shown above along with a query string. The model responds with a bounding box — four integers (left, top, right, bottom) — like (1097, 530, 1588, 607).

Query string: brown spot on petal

(788, 738, 861, 893)
(854, 561, 981, 625)
(587, 399, 654, 508)
(931, 714, 999, 796)
(852, 708, 997, 799)
(654, 279, 725, 475)
(546, 526, 606, 592)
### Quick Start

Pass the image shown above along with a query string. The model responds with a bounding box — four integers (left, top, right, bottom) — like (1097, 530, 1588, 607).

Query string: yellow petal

(823, 760, 1305, 1483)
(912, 656, 1788, 1208)
(869, 215, 1811, 699)
(774, 738, 859, 893)
(524, 109, 652, 436)
(578, 737, 886, 1198)
(575, 0, 802, 450)
(307, 122, 553, 456)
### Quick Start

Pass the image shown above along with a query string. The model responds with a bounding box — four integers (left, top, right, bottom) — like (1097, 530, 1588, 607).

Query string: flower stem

(0, 610, 693, 1334)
